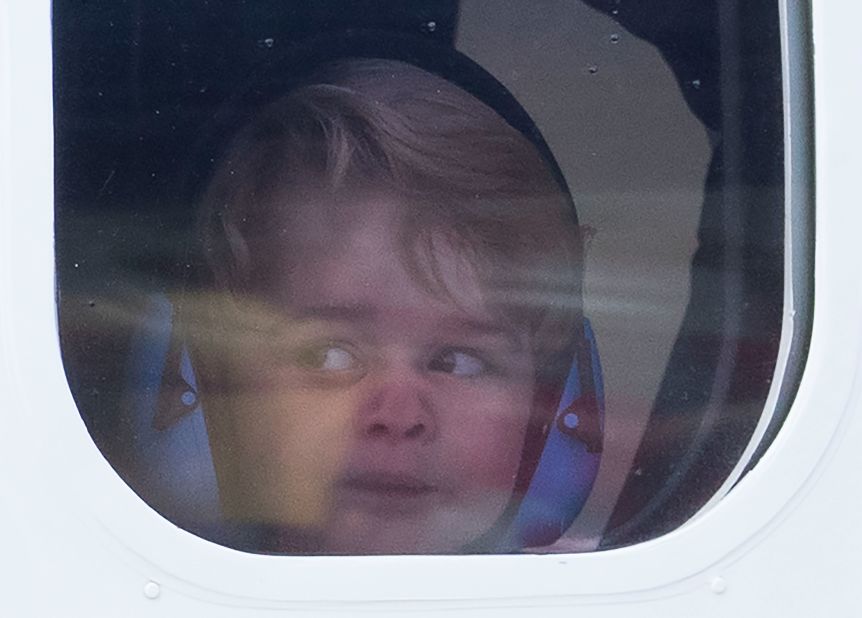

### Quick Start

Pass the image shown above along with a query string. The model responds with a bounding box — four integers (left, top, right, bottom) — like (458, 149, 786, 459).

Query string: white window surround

(1, 0, 861, 615)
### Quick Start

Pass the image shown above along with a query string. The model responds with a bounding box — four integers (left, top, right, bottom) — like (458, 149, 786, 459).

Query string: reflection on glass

(55, 1, 786, 557)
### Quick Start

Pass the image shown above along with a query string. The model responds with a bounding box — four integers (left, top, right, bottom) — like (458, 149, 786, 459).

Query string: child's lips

(337, 472, 440, 514)
(341, 472, 438, 495)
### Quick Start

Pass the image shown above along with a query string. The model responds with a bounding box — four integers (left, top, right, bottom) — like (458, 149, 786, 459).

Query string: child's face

(208, 198, 536, 554)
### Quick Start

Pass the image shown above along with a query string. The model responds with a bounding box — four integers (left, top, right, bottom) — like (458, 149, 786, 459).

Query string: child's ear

(223, 220, 251, 282)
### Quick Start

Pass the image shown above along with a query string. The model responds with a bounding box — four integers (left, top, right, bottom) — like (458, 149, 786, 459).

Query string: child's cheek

(437, 379, 533, 494)
(219, 377, 357, 529)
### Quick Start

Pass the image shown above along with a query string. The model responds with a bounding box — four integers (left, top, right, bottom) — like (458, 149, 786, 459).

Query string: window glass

(54, 0, 786, 554)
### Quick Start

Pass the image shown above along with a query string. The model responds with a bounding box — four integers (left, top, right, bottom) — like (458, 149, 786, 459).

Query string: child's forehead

(247, 192, 504, 313)
(246, 186, 546, 327)
(267, 220, 530, 347)
(259, 193, 451, 276)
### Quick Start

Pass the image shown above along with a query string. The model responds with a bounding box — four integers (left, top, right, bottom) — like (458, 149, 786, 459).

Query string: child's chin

(321, 519, 473, 555)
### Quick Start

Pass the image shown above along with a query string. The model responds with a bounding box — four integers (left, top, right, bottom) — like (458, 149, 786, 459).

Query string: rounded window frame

(3, 0, 859, 609)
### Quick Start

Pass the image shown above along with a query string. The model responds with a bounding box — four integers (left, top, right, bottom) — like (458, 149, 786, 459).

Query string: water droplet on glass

(610, 33, 620, 44)
(691, 79, 702, 89)
(587, 65, 598, 75)
(612, 8, 619, 15)
(421, 20, 437, 33)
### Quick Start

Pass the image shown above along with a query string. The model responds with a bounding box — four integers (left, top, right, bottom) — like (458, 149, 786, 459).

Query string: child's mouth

(342, 472, 438, 496)
(338, 472, 439, 514)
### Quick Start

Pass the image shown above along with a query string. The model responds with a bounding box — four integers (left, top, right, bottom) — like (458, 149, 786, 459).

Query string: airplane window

(54, 1, 791, 554)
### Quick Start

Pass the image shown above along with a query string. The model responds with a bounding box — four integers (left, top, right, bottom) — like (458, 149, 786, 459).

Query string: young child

(184, 57, 585, 554)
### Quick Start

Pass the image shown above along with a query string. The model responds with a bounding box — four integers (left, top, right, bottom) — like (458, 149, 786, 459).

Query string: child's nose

(357, 372, 436, 444)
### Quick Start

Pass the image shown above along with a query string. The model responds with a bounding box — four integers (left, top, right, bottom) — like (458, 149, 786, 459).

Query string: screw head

(710, 576, 727, 594)
(563, 412, 580, 429)
(143, 581, 161, 599)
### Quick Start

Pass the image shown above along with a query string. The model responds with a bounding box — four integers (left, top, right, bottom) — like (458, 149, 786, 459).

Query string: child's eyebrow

(289, 303, 377, 323)
(286, 304, 527, 348)
(436, 316, 529, 350)
(437, 316, 512, 337)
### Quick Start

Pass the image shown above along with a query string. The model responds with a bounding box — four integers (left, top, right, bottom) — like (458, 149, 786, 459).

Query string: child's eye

(295, 343, 360, 372)
(428, 349, 489, 377)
